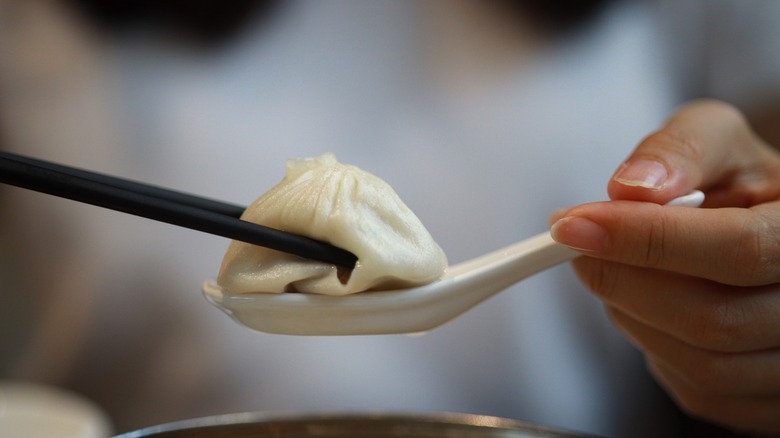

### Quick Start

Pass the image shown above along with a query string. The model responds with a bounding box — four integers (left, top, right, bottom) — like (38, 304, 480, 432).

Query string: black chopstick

(0, 151, 358, 268)
(1, 151, 247, 218)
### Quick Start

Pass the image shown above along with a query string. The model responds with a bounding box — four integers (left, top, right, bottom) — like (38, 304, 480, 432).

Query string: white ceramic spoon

(203, 191, 704, 336)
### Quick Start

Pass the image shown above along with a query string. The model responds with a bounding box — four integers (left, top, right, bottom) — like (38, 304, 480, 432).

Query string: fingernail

(613, 159, 668, 190)
(548, 208, 568, 226)
(550, 216, 608, 252)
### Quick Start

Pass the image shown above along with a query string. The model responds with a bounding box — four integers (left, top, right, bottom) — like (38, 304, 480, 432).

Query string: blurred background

(2, 0, 780, 436)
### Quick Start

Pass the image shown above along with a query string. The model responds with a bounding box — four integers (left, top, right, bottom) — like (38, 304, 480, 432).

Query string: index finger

(550, 200, 780, 287)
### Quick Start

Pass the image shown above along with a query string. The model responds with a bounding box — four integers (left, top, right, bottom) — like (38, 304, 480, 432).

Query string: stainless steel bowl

(114, 412, 597, 438)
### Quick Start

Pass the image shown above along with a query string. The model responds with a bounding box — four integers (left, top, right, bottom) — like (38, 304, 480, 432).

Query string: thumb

(608, 100, 774, 206)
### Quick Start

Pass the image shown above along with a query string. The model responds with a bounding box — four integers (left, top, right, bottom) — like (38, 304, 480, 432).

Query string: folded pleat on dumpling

(217, 153, 447, 295)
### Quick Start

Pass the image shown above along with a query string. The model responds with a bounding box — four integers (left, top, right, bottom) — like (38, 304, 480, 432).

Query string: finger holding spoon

(551, 99, 780, 434)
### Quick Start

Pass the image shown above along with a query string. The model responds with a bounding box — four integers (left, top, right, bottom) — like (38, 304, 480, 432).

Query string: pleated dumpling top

(217, 153, 447, 295)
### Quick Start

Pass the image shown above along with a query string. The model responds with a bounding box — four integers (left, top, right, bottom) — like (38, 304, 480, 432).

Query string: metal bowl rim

(113, 410, 592, 437)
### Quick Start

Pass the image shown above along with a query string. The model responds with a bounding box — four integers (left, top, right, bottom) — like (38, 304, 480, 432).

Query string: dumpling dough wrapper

(217, 153, 447, 296)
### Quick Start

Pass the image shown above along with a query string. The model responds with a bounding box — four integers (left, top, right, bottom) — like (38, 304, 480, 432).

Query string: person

(551, 99, 780, 434)
(2, 0, 780, 436)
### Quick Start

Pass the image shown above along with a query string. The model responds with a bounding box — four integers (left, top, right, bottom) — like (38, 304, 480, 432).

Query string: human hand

(550, 100, 780, 434)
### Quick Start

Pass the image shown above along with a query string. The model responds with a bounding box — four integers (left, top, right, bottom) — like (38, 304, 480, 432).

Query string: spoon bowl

(204, 231, 574, 335)
(203, 191, 704, 335)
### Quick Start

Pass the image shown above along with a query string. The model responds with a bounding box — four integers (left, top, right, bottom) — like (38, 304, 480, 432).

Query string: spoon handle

(448, 190, 705, 292)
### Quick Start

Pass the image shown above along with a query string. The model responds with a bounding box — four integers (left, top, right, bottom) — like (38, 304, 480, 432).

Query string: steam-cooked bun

(217, 153, 447, 295)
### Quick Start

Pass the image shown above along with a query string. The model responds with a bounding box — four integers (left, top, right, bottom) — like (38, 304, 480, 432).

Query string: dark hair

(503, 0, 619, 34)
(62, 0, 279, 46)
(63, 0, 616, 47)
